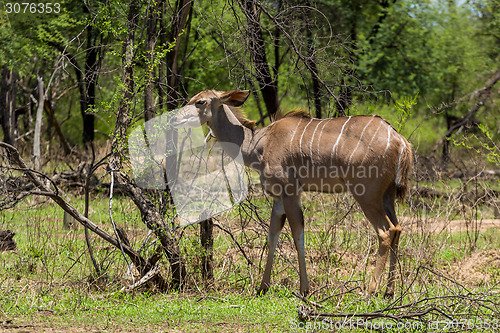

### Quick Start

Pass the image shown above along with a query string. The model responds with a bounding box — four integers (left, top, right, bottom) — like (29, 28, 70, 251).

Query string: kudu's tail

(395, 138, 413, 200)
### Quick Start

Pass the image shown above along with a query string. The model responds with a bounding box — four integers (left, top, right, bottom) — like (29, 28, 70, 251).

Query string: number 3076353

(6, 3, 61, 14)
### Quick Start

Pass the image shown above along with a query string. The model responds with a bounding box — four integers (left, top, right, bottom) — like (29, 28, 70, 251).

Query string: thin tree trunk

(43, 100, 72, 155)
(161, 0, 189, 206)
(48, 7, 102, 147)
(33, 77, 43, 170)
(110, 0, 139, 170)
(368, 0, 395, 43)
(82, 3, 105, 146)
(200, 218, 214, 282)
(110, 0, 186, 289)
(144, 0, 161, 121)
(84, 145, 101, 276)
(82, 25, 101, 145)
(240, 0, 279, 118)
(164, 2, 213, 275)
(335, 22, 356, 117)
(144, 0, 175, 205)
(304, 2, 322, 118)
(46, 42, 90, 146)
(157, 1, 166, 112)
(166, 0, 193, 111)
(0, 67, 16, 145)
(273, 1, 282, 94)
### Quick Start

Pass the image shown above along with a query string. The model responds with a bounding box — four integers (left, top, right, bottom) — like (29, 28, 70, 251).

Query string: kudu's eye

(195, 100, 206, 107)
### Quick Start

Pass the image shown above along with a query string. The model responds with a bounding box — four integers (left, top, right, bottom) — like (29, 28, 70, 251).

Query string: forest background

(0, 0, 500, 332)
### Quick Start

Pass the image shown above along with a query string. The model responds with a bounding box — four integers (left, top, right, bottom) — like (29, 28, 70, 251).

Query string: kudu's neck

(208, 104, 265, 171)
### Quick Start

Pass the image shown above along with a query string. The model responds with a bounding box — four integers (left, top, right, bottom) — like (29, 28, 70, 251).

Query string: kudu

(173, 90, 412, 297)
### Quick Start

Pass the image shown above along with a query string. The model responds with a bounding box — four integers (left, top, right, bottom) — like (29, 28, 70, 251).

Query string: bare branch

(0, 142, 148, 270)
(431, 70, 500, 154)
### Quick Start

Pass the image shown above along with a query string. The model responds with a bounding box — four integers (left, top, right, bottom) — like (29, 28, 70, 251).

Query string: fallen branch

(292, 291, 325, 309)
(0, 142, 150, 274)
(294, 265, 500, 328)
(119, 265, 160, 293)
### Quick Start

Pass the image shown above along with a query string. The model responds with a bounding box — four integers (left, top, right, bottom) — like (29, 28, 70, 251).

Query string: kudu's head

(172, 90, 250, 128)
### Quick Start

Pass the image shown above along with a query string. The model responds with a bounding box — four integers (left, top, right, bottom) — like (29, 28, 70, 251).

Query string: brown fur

(229, 107, 310, 130)
(272, 109, 311, 122)
(259, 114, 413, 297)
(180, 90, 414, 298)
(396, 138, 413, 200)
(371, 114, 412, 200)
(228, 106, 256, 130)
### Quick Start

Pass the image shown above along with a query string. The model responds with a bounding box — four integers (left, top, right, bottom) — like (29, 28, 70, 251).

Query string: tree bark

(110, 0, 139, 171)
(200, 218, 214, 282)
(0, 66, 17, 145)
(33, 77, 44, 170)
(165, 0, 193, 111)
(304, 2, 322, 118)
(116, 172, 186, 289)
(144, 0, 161, 121)
(46, 42, 93, 147)
(82, 24, 101, 145)
(43, 100, 72, 155)
(110, 0, 186, 289)
(240, 0, 279, 118)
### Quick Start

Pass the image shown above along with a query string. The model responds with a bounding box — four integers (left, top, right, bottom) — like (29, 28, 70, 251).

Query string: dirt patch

(0, 322, 87, 333)
(453, 249, 500, 286)
(401, 217, 500, 234)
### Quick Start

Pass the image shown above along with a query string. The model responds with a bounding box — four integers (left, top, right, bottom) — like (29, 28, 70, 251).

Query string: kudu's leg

(356, 198, 398, 296)
(383, 192, 401, 298)
(258, 199, 286, 295)
(282, 195, 309, 296)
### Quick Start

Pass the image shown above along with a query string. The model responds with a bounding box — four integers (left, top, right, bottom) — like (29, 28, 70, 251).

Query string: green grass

(1, 182, 500, 331)
(0, 284, 298, 332)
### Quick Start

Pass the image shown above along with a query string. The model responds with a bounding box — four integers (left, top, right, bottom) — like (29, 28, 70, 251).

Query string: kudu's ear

(220, 90, 250, 107)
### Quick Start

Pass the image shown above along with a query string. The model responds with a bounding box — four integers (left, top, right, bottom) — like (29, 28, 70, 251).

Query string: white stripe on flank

(299, 119, 313, 157)
(384, 125, 392, 156)
(289, 118, 303, 153)
(316, 118, 330, 157)
(395, 138, 407, 185)
(309, 119, 327, 162)
(348, 116, 376, 165)
(330, 116, 352, 165)
(360, 119, 383, 165)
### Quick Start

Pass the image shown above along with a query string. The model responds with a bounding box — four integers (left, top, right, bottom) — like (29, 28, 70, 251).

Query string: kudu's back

(260, 114, 412, 199)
